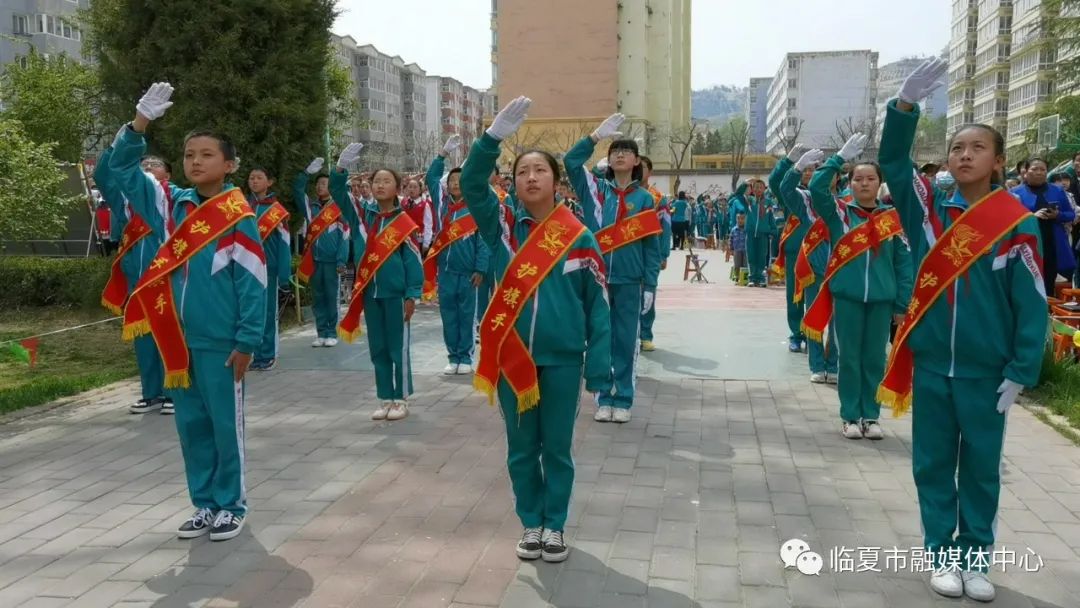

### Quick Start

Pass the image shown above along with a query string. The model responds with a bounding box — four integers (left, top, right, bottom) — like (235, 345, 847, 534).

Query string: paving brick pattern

(0, 255, 1078, 607)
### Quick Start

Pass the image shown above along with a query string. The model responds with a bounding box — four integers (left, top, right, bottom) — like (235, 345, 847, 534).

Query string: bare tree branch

(729, 120, 752, 190)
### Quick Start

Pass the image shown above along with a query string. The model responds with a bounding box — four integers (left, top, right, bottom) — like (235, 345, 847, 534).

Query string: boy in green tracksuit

(463, 96, 611, 563)
(112, 82, 265, 541)
(777, 150, 838, 382)
(331, 152, 424, 422)
(879, 59, 1046, 602)
(425, 135, 490, 375)
(294, 159, 350, 347)
(640, 156, 671, 352)
(769, 155, 810, 351)
(734, 180, 776, 286)
(808, 141, 913, 440)
(94, 147, 170, 414)
(246, 168, 292, 371)
(566, 114, 662, 424)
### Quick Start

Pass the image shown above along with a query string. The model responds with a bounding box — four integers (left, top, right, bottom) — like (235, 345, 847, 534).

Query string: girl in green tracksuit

(640, 155, 671, 352)
(733, 180, 776, 286)
(463, 96, 611, 564)
(769, 156, 810, 351)
(112, 82, 265, 542)
(878, 59, 1046, 602)
(808, 140, 913, 441)
(246, 168, 293, 371)
(294, 160, 350, 347)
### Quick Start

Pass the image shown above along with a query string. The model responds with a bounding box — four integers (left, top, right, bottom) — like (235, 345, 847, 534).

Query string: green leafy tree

(1, 49, 101, 163)
(83, 0, 338, 207)
(1019, 95, 1080, 166)
(0, 119, 80, 240)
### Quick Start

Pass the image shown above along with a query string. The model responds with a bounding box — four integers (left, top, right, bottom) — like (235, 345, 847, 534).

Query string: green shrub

(0, 256, 113, 309)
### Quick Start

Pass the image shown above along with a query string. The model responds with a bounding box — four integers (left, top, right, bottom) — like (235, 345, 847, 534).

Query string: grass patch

(0, 308, 135, 416)
(1027, 349, 1080, 432)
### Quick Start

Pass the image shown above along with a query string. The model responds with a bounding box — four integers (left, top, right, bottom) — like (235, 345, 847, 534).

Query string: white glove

(596, 158, 610, 173)
(898, 57, 949, 105)
(786, 144, 808, 163)
(996, 379, 1023, 414)
(336, 143, 363, 169)
(592, 113, 625, 141)
(795, 149, 825, 172)
(442, 134, 462, 155)
(135, 82, 174, 121)
(642, 291, 655, 314)
(486, 96, 531, 141)
(305, 157, 325, 175)
(838, 133, 868, 162)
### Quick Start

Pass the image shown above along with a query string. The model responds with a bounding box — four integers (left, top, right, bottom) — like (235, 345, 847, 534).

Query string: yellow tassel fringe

(877, 385, 912, 418)
(101, 299, 123, 316)
(802, 323, 824, 344)
(337, 325, 363, 344)
(165, 371, 191, 390)
(516, 385, 541, 415)
(473, 374, 497, 405)
(121, 320, 151, 342)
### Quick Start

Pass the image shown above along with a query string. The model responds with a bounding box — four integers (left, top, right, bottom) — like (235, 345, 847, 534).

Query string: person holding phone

(1011, 157, 1075, 297)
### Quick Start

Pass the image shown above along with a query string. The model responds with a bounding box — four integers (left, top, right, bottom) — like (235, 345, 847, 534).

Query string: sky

(334, 0, 949, 91)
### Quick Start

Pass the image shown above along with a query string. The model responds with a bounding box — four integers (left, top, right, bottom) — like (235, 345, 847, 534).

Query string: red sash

(878, 190, 1031, 416)
(793, 218, 828, 304)
(422, 203, 478, 299)
(801, 209, 904, 342)
(337, 213, 420, 342)
(595, 209, 664, 255)
(297, 202, 342, 283)
(123, 190, 254, 388)
(256, 201, 290, 242)
(770, 215, 801, 276)
(101, 215, 152, 315)
(474, 205, 586, 414)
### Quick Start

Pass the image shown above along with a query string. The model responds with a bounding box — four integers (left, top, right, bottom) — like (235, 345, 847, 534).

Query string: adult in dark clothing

(1012, 158, 1076, 297)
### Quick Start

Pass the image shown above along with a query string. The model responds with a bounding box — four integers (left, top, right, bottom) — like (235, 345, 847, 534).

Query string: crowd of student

(94, 57, 1050, 601)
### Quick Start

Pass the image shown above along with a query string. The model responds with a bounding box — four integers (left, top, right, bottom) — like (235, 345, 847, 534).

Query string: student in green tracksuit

(769, 154, 811, 352)
(808, 138, 913, 441)
(331, 150, 424, 422)
(112, 82, 265, 542)
(879, 59, 1046, 602)
(566, 113, 662, 424)
(294, 159, 349, 347)
(694, 197, 714, 245)
(425, 135, 490, 376)
(246, 168, 292, 371)
(778, 149, 838, 382)
(94, 147, 171, 414)
(463, 96, 611, 564)
(734, 180, 775, 286)
(640, 156, 671, 352)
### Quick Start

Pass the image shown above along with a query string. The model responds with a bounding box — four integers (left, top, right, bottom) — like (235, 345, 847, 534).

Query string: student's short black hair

(141, 155, 172, 175)
(847, 161, 883, 182)
(448, 167, 463, 179)
(640, 155, 653, 171)
(1024, 157, 1048, 171)
(314, 174, 330, 184)
(183, 130, 237, 161)
(248, 166, 275, 181)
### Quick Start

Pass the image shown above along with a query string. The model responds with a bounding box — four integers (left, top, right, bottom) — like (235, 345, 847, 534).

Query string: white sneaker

(443, 363, 459, 375)
(457, 364, 473, 374)
(930, 569, 964, 598)
(861, 420, 884, 440)
(826, 373, 838, 385)
(961, 570, 996, 602)
(387, 400, 409, 421)
(612, 408, 631, 423)
(594, 406, 614, 422)
(842, 421, 863, 439)
(810, 372, 827, 384)
(371, 401, 392, 420)
(312, 338, 325, 347)
(323, 338, 338, 347)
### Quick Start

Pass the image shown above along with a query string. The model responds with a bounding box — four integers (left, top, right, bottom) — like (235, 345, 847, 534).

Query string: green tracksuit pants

(833, 297, 892, 423)
(255, 274, 280, 363)
(640, 298, 657, 342)
(364, 296, 413, 400)
(747, 235, 770, 285)
(438, 272, 478, 365)
(312, 262, 339, 339)
(803, 279, 838, 375)
(911, 368, 1006, 572)
(597, 283, 640, 409)
(499, 364, 582, 532)
(784, 251, 804, 343)
(133, 334, 165, 400)
(170, 349, 247, 517)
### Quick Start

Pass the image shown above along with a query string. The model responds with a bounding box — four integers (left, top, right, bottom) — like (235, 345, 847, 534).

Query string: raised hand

(487, 96, 532, 141)
(136, 82, 174, 122)
(336, 143, 363, 169)
(442, 134, 462, 156)
(795, 149, 825, 171)
(838, 133, 868, 162)
(898, 57, 948, 105)
(786, 144, 808, 164)
(305, 157, 325, 175)
(592, 113, 625, 141)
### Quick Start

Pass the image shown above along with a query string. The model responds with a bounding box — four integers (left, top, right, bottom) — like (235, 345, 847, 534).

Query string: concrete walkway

(1, 250, 1078, 607)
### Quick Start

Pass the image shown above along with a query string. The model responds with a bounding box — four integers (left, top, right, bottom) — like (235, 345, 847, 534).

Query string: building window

(12, 14, 30, 35)
(788, 79, 796, 89)
(359, 100, 368, 110)
(787, 98, 797, 109)
(357, 56, 368, 66)
(358, 79, 368, 88)
(441, 83, 450, 92)
(787, 116, 799, 126)
(788, 58, 797, 68)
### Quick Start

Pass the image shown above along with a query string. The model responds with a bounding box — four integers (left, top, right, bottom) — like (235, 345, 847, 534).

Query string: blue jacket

(1011, 183, 1076, 275)
(425, 155, 489, 276)
(565, 137, 663, 290)
(671, 198, 690, 223)
(248, 194, 293, 287)
(110, 127, 267, 354)
(293, 172, 349, 267)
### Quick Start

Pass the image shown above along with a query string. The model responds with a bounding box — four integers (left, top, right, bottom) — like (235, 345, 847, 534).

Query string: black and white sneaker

(130, 397, 163, 414)
(541, 529, 568, 562)
(516, 527, 543, 560)
(160, 399, 174, 416)
(209, 510, 245, 541)
(177, 508, 214, 538)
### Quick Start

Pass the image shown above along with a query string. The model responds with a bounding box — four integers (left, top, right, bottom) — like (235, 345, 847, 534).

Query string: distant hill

(691, 85, 747, 127)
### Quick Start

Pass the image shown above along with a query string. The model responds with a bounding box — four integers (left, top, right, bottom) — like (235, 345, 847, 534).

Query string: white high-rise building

(745, 77, 772, 154)
(765, 51, 879, 155)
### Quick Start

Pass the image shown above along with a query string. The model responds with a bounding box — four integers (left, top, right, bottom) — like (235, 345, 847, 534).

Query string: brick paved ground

(1, 251, 1079, 607)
